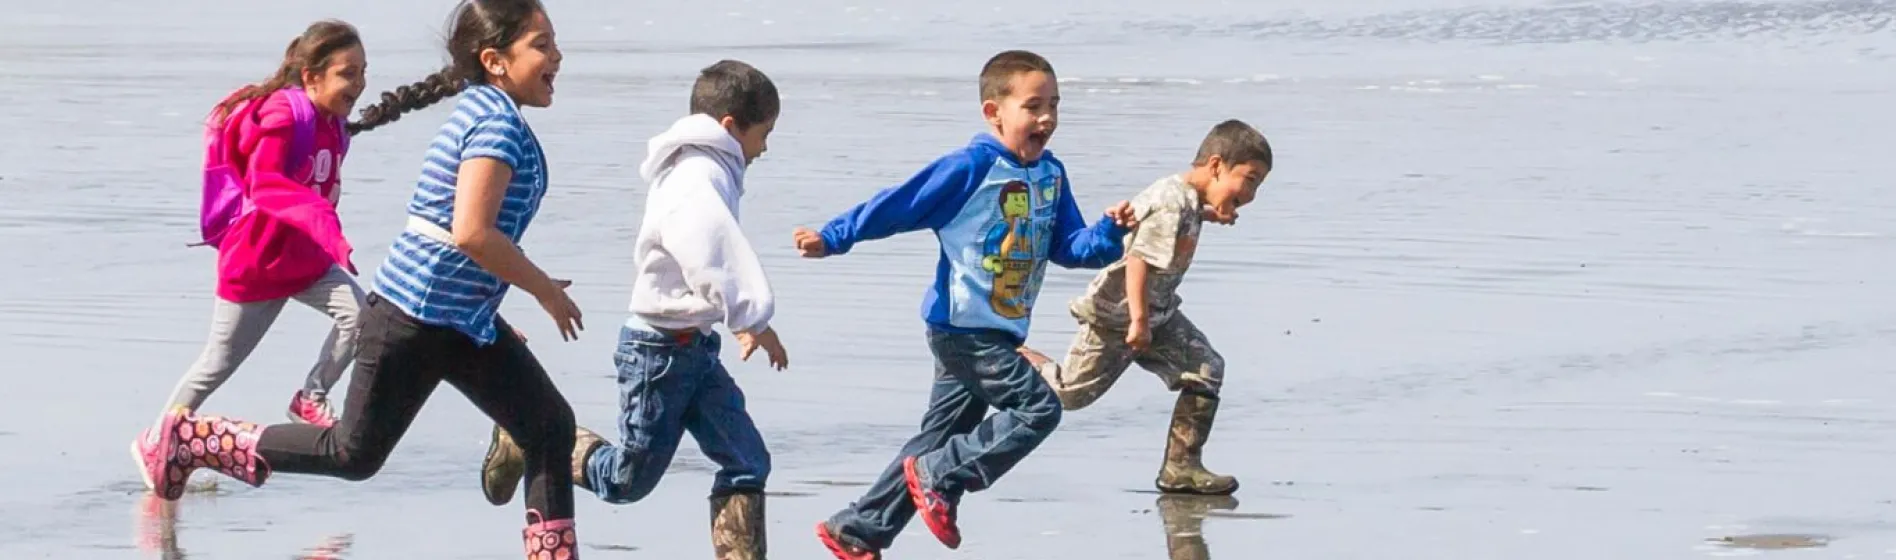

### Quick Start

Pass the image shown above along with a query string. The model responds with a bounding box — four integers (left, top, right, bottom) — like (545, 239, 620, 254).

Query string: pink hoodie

(213, 90, 356, 303)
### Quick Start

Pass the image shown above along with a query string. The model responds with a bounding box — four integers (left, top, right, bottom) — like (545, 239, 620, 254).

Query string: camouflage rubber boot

(482, 424, 526, 506)
(1155, 390, 1239, 495)
(570, 426, 605, 494)
(709, 491, 766, 560)
(1156, 494, 1239, 560)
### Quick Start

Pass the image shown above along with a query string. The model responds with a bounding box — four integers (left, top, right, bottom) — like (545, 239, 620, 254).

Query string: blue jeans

(827, 327, 1064, 549)
(583, 322, 771, 503)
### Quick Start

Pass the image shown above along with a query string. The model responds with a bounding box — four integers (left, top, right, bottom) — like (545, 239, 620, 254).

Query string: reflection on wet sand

(1157, 494, 1239, 560)
(132, 494, 353, 560)
(1710, 533, 1831, 550)
(297, 534, 353, 560)
(132, 495, 182, 560)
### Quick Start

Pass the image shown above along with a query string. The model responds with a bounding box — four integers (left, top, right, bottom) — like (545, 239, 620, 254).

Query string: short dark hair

(1193, 119, 1272, 170)
(690, 59, 780, 129)
(978, 50, 1056, 102)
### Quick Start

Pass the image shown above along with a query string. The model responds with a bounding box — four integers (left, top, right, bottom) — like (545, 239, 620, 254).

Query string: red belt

(654, 326, 698, 345)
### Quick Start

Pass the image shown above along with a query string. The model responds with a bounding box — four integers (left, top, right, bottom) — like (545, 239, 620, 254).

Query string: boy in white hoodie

(480, 59, 786, 560)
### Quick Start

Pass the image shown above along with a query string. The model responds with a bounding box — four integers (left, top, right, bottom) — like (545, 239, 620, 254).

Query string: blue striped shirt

(371, 83, 549, 346)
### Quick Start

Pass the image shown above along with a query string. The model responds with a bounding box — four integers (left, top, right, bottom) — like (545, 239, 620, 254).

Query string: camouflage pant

(1037, 312, 1224, 411)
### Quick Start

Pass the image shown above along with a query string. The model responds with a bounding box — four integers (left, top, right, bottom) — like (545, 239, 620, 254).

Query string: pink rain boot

(523, 510, 579, 560)
(136, 406, 272, 500)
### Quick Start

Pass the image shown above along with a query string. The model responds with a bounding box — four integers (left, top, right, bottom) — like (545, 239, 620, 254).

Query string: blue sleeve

(462, 114, 525, 170)
(818, 152, 980, 256)
(1049, 170, 1129, 269)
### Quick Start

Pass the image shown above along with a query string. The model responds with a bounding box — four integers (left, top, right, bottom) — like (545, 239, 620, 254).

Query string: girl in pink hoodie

(136, 20, 369, 463)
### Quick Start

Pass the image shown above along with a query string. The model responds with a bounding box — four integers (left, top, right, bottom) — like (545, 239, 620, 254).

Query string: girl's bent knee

(332, 449, 388, 481)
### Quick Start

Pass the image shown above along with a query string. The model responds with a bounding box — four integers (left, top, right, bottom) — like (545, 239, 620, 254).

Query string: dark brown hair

(690, 60, 780, 129)
(212, 20, 361, 128)
(978, 50, 1056, 102)
(347, 0, 545, 134)
(1192, 119, 1273, 171)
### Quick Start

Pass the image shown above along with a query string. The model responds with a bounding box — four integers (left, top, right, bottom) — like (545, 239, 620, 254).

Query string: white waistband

(405, 215, 456, 246)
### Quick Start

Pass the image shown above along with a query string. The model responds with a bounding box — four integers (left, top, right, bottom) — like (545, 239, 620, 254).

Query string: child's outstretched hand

(534, 278, 583, 341)
(793, 227, 828, 258)
(1104, 201, 1139, 229)
(736, 326, 790, 370)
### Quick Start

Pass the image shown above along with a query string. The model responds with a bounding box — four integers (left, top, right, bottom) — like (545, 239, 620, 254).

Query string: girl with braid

(132, 1, 587, 556)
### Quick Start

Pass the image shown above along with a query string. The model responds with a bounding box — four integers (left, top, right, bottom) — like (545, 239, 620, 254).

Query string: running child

(1019, 119, 1273, 496)
(133, 1, 587, 556)
(139, 20, 369, 457)
(480, 59, 788, 560)
(793, 49, 1138, 559)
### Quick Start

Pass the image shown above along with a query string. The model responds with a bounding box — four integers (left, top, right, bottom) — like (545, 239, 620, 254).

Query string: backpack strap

(338, 114, 352, 156)
(278, 87, 319, 182)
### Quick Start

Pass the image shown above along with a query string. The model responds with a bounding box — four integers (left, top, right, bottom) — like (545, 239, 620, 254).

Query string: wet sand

(3, 0, 1895, 558)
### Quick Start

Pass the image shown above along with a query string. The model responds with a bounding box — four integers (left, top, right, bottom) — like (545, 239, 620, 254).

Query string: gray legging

(153, 265, 363, 429)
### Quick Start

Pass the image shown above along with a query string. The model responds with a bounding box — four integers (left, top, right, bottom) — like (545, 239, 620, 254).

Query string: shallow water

(4, 0, 1895, 558)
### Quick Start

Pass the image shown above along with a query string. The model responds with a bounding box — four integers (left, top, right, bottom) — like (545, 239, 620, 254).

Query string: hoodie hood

(969, 132, 1043, 167)
(640, 113, 748, 194)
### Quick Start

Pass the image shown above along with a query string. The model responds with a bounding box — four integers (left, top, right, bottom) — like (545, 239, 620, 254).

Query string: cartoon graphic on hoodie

(626, 114, 774, 334)
(983, 180, 1036, 318)
(816, 133, 1126, 342)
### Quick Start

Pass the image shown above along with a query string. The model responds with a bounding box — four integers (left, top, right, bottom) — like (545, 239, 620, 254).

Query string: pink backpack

(193, 87, 348, 248)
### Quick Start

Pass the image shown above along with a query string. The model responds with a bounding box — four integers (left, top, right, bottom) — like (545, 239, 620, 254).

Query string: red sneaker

(286, 391, 337, 428)
(815, 521, 880, 560)
(903, 457, 961, 549)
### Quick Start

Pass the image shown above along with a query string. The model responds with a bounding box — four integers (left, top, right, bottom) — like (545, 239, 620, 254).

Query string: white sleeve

(650, 174, 776, 334)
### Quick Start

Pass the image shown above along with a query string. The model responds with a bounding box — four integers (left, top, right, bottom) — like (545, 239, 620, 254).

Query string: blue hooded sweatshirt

(818, 132, 1128, 343)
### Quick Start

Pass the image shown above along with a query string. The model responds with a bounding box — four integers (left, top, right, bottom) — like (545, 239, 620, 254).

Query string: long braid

(346, 69, 464, 135)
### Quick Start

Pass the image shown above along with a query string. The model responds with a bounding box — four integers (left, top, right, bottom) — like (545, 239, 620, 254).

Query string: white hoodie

(626, 114, 775, 335)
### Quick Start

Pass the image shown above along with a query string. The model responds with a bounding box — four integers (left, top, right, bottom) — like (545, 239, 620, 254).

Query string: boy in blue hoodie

(795, 49, 1137, 559)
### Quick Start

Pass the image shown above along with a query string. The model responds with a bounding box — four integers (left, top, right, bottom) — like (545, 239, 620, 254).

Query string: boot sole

(1155, 479, 1240, 496)
(481, 425, 522, 506)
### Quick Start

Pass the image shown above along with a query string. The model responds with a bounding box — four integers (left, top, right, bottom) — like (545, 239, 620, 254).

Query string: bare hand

(1126, 320, 1151, 352)
(1016, 346, 1053, 368)
(513, 325, 528, 343)
(535, 278, 583, 341)
(1202, 205, 1237, 225)
(1017, 346, 1062, 387)
(793, 227, 828, 258)
(1104, 201, 1139, 229)
(735, 327, 789, 370)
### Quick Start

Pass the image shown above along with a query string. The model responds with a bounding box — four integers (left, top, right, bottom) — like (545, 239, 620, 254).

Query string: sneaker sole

(903, 457, 960, 549)
(285, 409, 336, 428)
(130, 438, 154, 491)
(815, 522, 874, 560)
(138, 409, 186, 498)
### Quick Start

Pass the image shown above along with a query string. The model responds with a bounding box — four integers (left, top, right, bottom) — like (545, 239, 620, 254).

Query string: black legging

(256, 293, 577, 521)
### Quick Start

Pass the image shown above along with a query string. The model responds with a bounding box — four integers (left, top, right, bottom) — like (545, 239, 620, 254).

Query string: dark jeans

(256, 293, 578, 521)
(583, 323, 771, 503)
(828, 327, 1064, 549)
